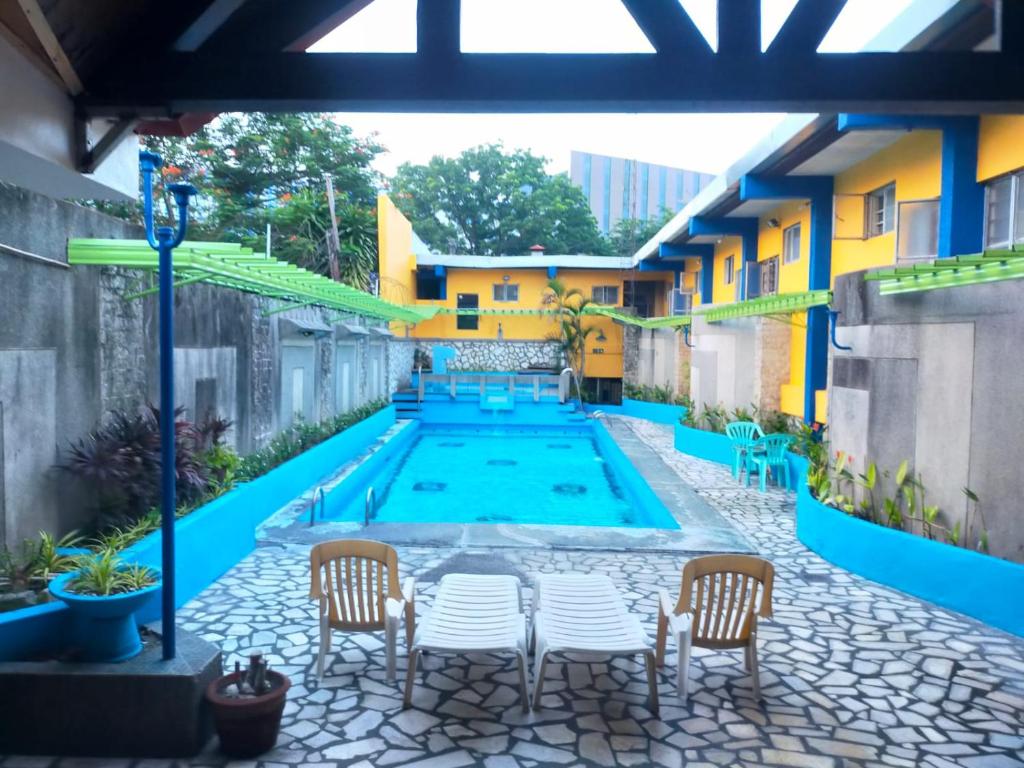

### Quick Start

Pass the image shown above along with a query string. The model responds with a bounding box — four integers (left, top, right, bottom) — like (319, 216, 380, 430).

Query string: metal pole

(139, 151, 195, 661)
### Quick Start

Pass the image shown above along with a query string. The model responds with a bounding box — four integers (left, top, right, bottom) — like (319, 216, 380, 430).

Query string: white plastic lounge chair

(531, 573, 659, 715)
(656, 554, 774, 703)
(403, 574, 529, 711)
(309, 539, 415, 683)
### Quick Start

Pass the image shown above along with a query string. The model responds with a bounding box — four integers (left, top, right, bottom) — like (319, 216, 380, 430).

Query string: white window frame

(866, 182, 896, 237)
(783, 224, 801, 264)
(984, 171, 1024, 249)
(671, 289, 692, 315)
(723, 255, 734, 284)
(492, 283, 519, 302)
(760, 256, 779, 296)
(592, 285, 619, 305)
(895, 197, 940, 263)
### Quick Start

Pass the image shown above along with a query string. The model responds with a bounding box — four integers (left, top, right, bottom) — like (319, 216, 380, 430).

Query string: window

(592, 285, 619, 305)
(671, 289, 692, 315)
(456, 293, 478, 330)
(984, 171, 1024, 248)
(867, 183, 896, 236)
(783, 224, 801, 264)
(760, 256, 779, 296)
(723, 255, 734, 284)
(492, 283, 519, 302)
(896, 199, 940, 261)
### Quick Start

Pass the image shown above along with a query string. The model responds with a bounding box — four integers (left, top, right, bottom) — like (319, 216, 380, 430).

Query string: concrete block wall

(0, 184, 393, 546)
(830, 272, 1024, 563)
(751, 317, 791, 412)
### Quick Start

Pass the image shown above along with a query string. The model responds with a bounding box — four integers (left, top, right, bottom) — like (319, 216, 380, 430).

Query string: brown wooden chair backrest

(309, 539, 403, 631)
(673, 554, 774, 649)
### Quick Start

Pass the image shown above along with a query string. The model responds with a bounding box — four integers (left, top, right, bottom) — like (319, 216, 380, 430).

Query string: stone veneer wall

(752, 317, 791, 412)
(409, 338, 562, 372)
(388, 337, 416, 393)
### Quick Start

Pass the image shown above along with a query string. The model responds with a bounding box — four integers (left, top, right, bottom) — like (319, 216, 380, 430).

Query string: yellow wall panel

(711, 236, 742, 304)
(978, 115, 1024, 182)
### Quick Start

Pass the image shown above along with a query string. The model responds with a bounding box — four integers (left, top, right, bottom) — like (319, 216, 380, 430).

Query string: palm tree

(543, 278, 598, 398)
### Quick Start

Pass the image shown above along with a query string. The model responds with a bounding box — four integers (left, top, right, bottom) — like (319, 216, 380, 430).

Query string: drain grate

(438, 441, 465, 448)
(552, 483, 587, 496)
(800, 569, 833, 584)
(413, 481, 447, 492)
(547, 443, 572, 450)
(418, 552, 528, 584)
(487, 459, 517, 466)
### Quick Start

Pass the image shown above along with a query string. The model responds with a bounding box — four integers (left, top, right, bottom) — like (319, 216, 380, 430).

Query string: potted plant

(206, 653, 291, 758)
(48, 549, 160, 662)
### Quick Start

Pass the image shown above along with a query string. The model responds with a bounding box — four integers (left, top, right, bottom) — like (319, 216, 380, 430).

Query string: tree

(606, 207, 676, 258)
(543, 278, 598, 393)
(88, 113, 383, 289)
(390, 144, 609, 256)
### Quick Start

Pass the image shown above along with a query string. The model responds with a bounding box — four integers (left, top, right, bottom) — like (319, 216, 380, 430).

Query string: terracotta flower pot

(206, 670, 291, 758)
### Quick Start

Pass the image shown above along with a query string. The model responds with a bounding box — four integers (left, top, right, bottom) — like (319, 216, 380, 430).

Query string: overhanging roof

(67, 239, 437, 323)
(417, 254, 636, 270)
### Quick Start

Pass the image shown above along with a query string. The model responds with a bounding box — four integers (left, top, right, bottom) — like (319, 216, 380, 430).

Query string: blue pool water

(328, 425, 679, 529)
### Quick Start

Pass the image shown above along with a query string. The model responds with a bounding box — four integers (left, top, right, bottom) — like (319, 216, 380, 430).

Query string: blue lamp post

(139, 150, 196, 660)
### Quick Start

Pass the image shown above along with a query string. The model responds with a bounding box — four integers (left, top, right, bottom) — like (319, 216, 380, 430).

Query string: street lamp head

(167, 183, 198, 208)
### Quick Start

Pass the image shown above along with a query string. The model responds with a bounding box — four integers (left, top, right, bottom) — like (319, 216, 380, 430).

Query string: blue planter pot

(49, 569, 162, 662)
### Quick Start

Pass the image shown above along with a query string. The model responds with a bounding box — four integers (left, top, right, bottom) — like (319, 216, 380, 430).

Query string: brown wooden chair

(309, 539, 415, 682)
(656, 554, 774, 703)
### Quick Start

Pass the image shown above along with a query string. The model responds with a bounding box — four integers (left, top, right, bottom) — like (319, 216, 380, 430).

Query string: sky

(310, 0, 915, 178)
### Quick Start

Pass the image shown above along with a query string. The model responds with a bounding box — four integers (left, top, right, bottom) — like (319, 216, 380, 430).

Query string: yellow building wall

(682, 258, 702, 309)
(978, 115, 1024, 182)
(831, 131, 942, 279)
(711, 236, 742, 305)
(376, 193, 419, 333)
(409, 268, 673, 379)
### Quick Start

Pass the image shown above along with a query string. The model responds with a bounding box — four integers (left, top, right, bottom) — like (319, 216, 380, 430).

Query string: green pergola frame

(584, 305, 692, 329)
(694, 289, 832, 323)
(864, 249, 1024, 295)
(68, 239, 439, 324)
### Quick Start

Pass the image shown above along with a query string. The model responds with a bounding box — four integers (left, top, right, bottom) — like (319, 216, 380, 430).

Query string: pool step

(479, 392, 515, 411)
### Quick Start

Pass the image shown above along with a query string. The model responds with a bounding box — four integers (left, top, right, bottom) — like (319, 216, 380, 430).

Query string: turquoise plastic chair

(746, 434, 794, 492)
(725, 421, 764, 480)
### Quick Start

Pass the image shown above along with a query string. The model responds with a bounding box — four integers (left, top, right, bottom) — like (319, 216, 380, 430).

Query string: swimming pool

(326, 424, 680, 529)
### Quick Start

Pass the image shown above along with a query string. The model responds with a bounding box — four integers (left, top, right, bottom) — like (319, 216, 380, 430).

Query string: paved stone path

(13, 418, 1024, 768)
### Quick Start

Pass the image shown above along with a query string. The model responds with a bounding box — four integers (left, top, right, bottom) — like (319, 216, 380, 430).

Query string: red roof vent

(529, 244, 546, 255)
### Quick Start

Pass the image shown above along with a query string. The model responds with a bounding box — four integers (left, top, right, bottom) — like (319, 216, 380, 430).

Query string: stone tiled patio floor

(11, 417, 1024, 768)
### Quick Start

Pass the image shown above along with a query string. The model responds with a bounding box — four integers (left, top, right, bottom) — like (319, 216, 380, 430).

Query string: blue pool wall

(588, 399, 687, 425)
(591, 421, 680, 529)
(671, 423, 1024, 638)
(0, 405, 397, 661)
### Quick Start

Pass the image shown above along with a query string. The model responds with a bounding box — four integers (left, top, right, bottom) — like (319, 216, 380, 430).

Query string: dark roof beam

(716, 0, 760, 55)
(174, 0, 248, 52)
(767, 0, 848, 54)
(619, 0, 712, 55)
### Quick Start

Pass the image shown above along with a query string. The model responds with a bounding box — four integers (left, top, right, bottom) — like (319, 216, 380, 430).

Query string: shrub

(237, 399, 387, 482)
(623, 383, 688, 405)
(680, 401, 800, 436)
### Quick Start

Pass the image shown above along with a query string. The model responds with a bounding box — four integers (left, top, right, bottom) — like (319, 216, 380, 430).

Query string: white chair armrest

(385, 596, 406, 620)
(402, 577, 416, 604)
(658, 589, 675, 619)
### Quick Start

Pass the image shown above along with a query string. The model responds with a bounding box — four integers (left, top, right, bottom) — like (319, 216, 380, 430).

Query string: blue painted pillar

(434, 265, 447, 300)
(699, 254, 714, 303)
(939, 117, 984, 258)
(687, 217, 759, 301)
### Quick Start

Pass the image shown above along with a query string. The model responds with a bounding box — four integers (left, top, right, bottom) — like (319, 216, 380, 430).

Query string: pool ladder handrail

(309, 486, 326, 527)
(365, 486, 376, 527)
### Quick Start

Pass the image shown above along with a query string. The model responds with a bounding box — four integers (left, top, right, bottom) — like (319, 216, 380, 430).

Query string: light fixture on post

(596, 329, 607, 342)
(767, 218, 781, 229)
(140, 150, 196, 661)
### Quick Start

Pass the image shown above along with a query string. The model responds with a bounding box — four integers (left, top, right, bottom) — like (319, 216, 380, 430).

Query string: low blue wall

(673, 424, 734, 466)
(796, 480, 1024, 637)
(590, 399, 687, 425)
(0, 405, 396, 660)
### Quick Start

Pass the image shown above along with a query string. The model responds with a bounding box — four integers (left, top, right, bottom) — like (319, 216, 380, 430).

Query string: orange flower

(162, 165, 182, 177)
(280, 192, 293, 203)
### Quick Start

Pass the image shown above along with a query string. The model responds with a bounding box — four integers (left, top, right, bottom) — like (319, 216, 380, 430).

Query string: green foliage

(65, 549, 157, 597)
(237, 400, 388, 482)
(680, 401, 800, 437)
(85, 113, 382, 286)
(606, 209, 675, 258)
(542, 279, 598, 385)
(623, 383, 687, 405)
(805, 440, 991, 554)
(0, 530, 83, 593)
(390, 144, 609, 256)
